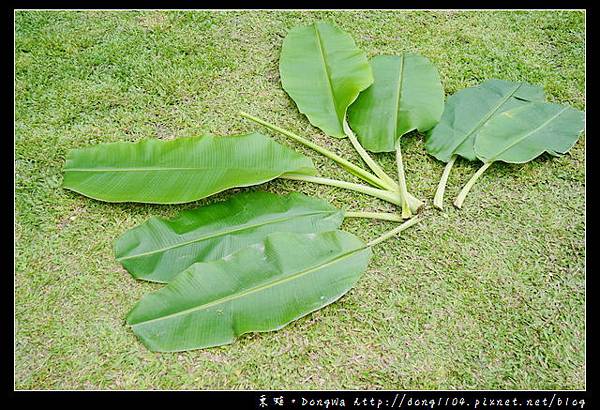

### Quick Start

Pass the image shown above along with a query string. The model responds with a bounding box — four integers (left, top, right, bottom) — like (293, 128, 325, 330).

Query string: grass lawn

(15, 10, 585, 390)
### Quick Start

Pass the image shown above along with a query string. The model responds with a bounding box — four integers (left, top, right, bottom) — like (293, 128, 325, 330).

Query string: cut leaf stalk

(405, 191, 424, 213)
(344, 121, 423, 214)
(433, 155, 457, 210)
(239, 111, 390, 190)
(394, 139, 413, 218)
(281, 174, 401, 205)
(344, 211, 403, 222)
(366, 215, 423, 247)
(240, 111, 422, 213)
(454, 162, 492, 209)
(343, 120, 398, 189)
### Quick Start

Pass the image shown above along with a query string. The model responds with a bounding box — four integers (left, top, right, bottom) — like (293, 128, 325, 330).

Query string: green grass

(15, 10, 585, 390)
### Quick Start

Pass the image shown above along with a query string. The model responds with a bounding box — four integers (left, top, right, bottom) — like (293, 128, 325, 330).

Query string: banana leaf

(424, 79, 545, 209)
(115, 191, 345, 283)
(279, 21, 373, 138)
(127, 230, 372, 352)
(425, 79, 545, 162)
(454, 101, 584, 208)
(347, 54, 445, 153)
(63, 132, 315, 204)
(475, 102, 584, 163)
(345, 53, 443, 217)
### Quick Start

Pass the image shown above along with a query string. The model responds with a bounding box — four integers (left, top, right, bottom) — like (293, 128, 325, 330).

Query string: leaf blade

(115, 191, 345, 283)
(425, 79, 545, 162)
(127, 230, 372, 352)
(475, 102, 584, 163)
(63, 133, 316, 203)
(347, 54, 445, 152)
(279, 21, 373, 138)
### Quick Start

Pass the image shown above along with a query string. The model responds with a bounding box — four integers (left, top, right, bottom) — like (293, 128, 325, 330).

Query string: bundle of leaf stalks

(63, 21, 584, 352)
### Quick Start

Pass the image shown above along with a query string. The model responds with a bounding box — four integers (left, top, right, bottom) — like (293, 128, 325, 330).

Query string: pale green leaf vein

(313, 23, 341, 126)
(456, 83, 523, 151)
(489, 107, 569, 161)
(393, 54, 406, 138)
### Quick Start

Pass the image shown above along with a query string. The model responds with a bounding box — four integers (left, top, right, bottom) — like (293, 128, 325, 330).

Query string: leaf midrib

(65, 166, 288, 172)
(117, 210, 338, 261)
(488, 106, 569, 162)
(129, 244, 367, 327)
(313, 23, 342, 128)
(454, 82, 523, 154)
(393, 54, 406, 139)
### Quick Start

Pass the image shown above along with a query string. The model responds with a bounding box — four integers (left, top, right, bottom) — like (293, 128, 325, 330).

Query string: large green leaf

(115, 191, 345, 283)
(63, 132, 315, 204)
(475, 102, 584, 163)
(347, 54, 445, 153)
(425, 79, 545, 162)
(127, 230, 372, 352)
(453, 101, 584, 209)
(279, 21, 373, 138)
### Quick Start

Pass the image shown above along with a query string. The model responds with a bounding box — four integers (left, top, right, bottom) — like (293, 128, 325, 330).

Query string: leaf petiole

(344, 120, 423, 214)
(366, 215, 422, 247)
(344, 211, 403, 222)
(342, 119, 398, 189)
(280, 173, 401, 206)
(433, 154, 457, 210)
(240, 111, 424, 213)
(394, 139, 413, 218)
(454, 162, 492, 209)
(240, 111, 390, 191)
